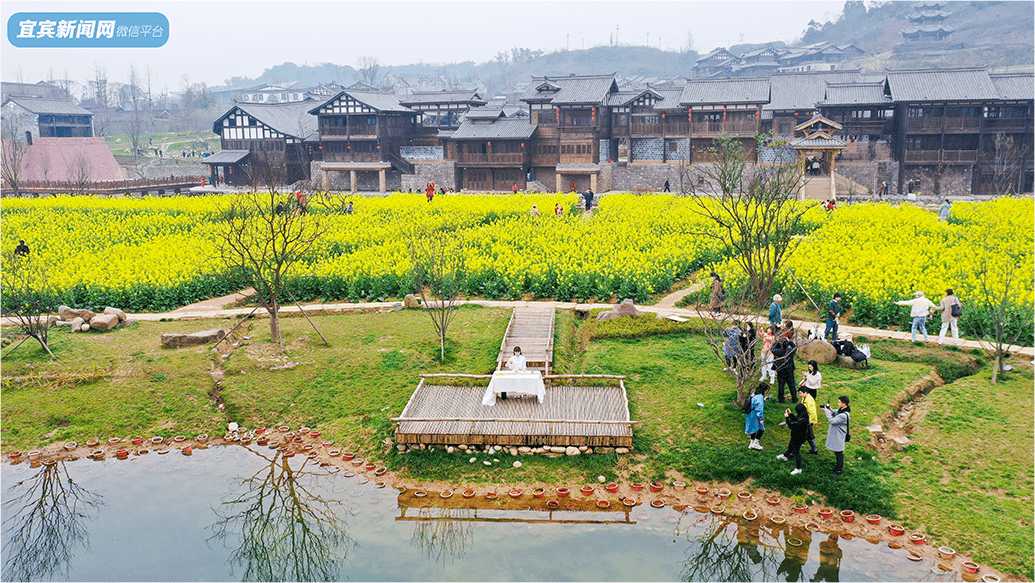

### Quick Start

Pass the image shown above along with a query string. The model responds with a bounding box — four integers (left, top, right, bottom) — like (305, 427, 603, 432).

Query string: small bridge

(496, 307, 555, 375)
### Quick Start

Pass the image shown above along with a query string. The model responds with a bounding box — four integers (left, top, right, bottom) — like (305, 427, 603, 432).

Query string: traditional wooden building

(206, 100, 318, 186)
(679, 78, 769, 162)
(817, 82, 895, 162)
(448, 109, 535, 191)
(1, 97, 93, 138)
(307, 90, 417, 192)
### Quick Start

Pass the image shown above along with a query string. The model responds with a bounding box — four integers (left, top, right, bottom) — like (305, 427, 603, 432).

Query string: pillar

(590, 173, 597, 193)
(555, 173, 563, 193)
(379, 169, 386, 194)
(321, 165, 329, 191)
(350, 170, 357, 193)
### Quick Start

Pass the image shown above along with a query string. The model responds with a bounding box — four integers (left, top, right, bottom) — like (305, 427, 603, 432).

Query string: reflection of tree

(409, 506, 474, 564)
(1, 461, 103, 581)
(208, 450, 356, 582)
(678, 512, 783, 582)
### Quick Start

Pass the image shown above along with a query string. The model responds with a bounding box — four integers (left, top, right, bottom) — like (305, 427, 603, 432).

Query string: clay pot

(303, 444, 314, 451)
(711, 505, 725, 514)
(889, 524, 905, 536)
(605, 483, 619, 493)
(327, 449, 341, 457)
(182, 446, 193, 456)
(64, 442, 78, 450)
(87, 439, 101, 447)
(374, 466, 387, 476)
(673, 481, 686, 491)
(278, 426, 290, 433)
(322, 441, 334, 447)
(962, 562, 979, 574)
(108, 437, 122, 445)
(196, 434, 208, 442)
(414, 491, 428, 498)
(766, 496, 780, 506)
(173, 436, 186, 443)
(650, 482, 664, 493)
(623, 498, 637, 507)
(819, 508, 833, 519)
(748, 528, 761, 538)
(257, 438, 269, 446)
(651, 499, 666, 509)
(27, 450, 41, 461)
(742, 509, 757, 521)
(306, 452, 318, 459)
(300, 426, 311, 434)
(717, 488, 732, 500)
(840, 510, 855, 523)
(439, 490, 453, 499)
(115, 449, 128, 459)
(509, 489, 522, 498)
(631, 482, 644, 492)
(981, 575, 1001, 583)
(771, 515, 786, 525)
(597, 500, 611, 508)
(910, 533, 926, 545)
(533, 488, 545, 498)
(737, 491, 751, 501)
(462, 489, 475, 498)
(556, 487, 569, 497)
(485, 492, 498, 500)
(805, 522, 821, 532)
(546, 499, 560, 509)
(352, 458, 364, 467)
(696, 486, 709, 496)
(938, 546, 956, 560)
(866, 514, 882, 525)
(131, 437, 143, 445)
(793, 504, 809, 514)
(255, 427, 266, 435)
(310, 430, 320, 438)
(364, 462, 376, 471)
(283, 451, 294, 458)
(293, 436, 305, 443)
(580, 486, 594, 496)
(343, 452, 356, 461)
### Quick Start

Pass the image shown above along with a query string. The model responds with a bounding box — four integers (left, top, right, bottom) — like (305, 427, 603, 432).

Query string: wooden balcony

(691, 121, 759, 136)
(320, 125, 378, 137)
(559, 154, 595, 165)
(943, 117, 981, 131)
(906, 118, 944, 131)
(323, 152, 384, 163)
(630, 122, 662, 135)
(984, 118, 1031, 131)
(665, 121, 690, 135)
(905, 117, 980, 132)
(531, 154, 559, 167)
(457, 152, 525, 166)
(841, 120, 892, 134)
(904, 149, 978, 163)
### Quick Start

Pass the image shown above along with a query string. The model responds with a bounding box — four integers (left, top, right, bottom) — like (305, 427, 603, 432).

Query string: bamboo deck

(394, 379, 634, 447)
(496, 307, 555, 375)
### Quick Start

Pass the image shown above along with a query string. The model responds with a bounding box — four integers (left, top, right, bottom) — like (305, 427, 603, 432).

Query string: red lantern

(661, 113, 666, 119)
(555, 109, 560, 122)
(688, 108, 692, 122)
(723, 106, 727, 122)
(756, 106, 760, 121)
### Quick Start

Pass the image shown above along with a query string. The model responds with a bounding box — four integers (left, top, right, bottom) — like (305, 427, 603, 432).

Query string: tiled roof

(653, 89, 685, 110)
(308, 91, 415, 116)
(821, 83, 891, 105)
(18, 137, 124, 181)
(765, 71, 867, 111)
(450, 117, 536, 140)
(989, 73, 1034, 101)
(202, 150, 250, 164)
(520, 75, 618, 105)
(679, 78, 770, 105)
(885, 68, 998, 102)
(790, 136, 846, 149)
(3, 97, 92, 116)
(465, 108, 506, 120)
(227, 100, 319, 139)
(399, 90, 486, 106)
(900, 24, 956, 34)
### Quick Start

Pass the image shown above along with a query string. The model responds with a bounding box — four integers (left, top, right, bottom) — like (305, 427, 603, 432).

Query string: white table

(482, 370, 546, 406)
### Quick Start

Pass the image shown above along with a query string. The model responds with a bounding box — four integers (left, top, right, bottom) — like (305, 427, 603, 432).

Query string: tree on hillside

(1, 116, 28, 196)
(966, 241, 1030, 384)
(407, 223, 467, 362)
(989, 133, 1031, 196)
(682, 133, 810, 306)
(0, 252, 59, 359)
(125, 65, 149, 162)
(215, 190, 324, 346)
(356, 56, 382, 88)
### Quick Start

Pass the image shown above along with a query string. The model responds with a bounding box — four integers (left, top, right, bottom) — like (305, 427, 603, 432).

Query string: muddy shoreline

(5, 436, 1016, 582)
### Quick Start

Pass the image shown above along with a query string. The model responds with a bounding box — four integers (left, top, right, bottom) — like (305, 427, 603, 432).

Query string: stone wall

(906, 164, 973, 197)
(632, 137, 665, 161)
(310, 162, 403, 192)
(836, 160, 900, 196)
(400, 145, 444, 160)
(598, 139, 610, 164)
(402, 160, 458, 191)
(609, 162, 685, 192)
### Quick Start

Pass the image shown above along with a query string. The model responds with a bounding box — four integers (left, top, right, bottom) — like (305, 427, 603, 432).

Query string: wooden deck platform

(393, 376, 634, 447)
(496, 307, 555, 375)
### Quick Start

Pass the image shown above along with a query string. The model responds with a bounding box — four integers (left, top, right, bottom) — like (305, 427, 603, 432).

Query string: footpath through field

(7, 286, 1032, 358)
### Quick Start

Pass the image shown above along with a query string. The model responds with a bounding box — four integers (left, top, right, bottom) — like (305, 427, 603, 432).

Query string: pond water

(1, 446, 960, 582)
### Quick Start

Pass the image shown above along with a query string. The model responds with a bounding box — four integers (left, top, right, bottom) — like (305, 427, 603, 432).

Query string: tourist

(800, 360, 822, 400)
(531, 204, 540, 217)
(798, 386, 820, 455)
(768, 294, 783, 328)
(346, 200, 354, 215)
(776, 402, 810, 475)
(934, 288, 963, 345)
(583, 189, 594, 212)
(554, 202, 563, 217)
(740, 321, 757, 366)
(14, 240, 30, 257)
(426, 182, 435, 202)
(708, 272, 724, 313)
(758, 325, 777, 384)
(506, 346, 526, 372)
(780, 319, 795, 340)
(570, 181, 576, 192)
(722, 321, 743, 372)
(878, 181, 888, 198)
(663, 179, 671, 192)
(825, 293, 843, 341)
(895, 291, 937, 342)
(745, 383, 769, 450)
(939, 199, 952, 221)
(822, 396, 851, 476)
(771, 335, 797, 403)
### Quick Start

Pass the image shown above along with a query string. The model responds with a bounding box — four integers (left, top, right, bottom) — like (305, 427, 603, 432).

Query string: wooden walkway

(496, 307, 555, 375)
(393, 377, 634, 447)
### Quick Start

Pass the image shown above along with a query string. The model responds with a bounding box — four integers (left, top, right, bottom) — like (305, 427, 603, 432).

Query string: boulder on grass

(90, 313, 120, 332)
(403, 294, 420, 308)
(596, 298, 642, 321)
(837, 354, 867, 370)
(797, 339, 838, 365)
(103, 307, 127, 321)
(161, 328, 227, 348)
(58, 305, 77, 321)
(75, 309, 97, 322)
(69, 316, 86, 332)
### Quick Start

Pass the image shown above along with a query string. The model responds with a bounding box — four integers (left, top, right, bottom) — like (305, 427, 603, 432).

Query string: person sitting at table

(506, 346, 527, 372)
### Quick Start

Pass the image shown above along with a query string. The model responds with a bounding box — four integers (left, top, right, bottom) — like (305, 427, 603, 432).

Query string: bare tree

(67, 148, 92, 195)
(967, 241, 1031, 383)
(178, 75, 215, 132)
(0, 251, 59, 359)
(88, 63, 112, 136)
(683, 133, 809, 306)
(208, 449, 355, 581)
(408, 223, 468, 361)
(124, 65, 149, 161)
(409, 506, 474, 564)
(215, 190, 324, 346)
(356, 56, 382, 88)
(989, 133, 1030, 196)
(1, 462, 103, 581)
(1, 117, 28, 196)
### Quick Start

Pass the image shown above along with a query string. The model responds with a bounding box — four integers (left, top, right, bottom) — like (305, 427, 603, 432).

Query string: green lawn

(2, 307, 1031, 575)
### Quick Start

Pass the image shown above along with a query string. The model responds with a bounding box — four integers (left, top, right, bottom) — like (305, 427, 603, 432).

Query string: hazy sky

(3, 0, 847, 94)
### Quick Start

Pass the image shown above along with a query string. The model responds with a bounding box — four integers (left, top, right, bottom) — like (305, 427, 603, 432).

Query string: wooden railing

(457, 152, 524, 165)
(984, 118, 1031, 131)
(320, 125, 378, 137)
(630, 122, 661, 135)
(691, 121, 759, 135)
(6, 176, 206, 196)
(904, 150, 978, 163)
(943, 117, 981, 131)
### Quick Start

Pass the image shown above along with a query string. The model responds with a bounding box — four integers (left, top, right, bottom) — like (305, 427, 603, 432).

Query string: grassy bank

(1, 307, 1031, 575)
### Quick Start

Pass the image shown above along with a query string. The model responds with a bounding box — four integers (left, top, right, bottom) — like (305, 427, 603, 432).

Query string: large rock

(596, 298, 642, 321)
(161, 328, 227, 348)
(90, 313, 120, 331)
(76, 309, 97, 322)
(103, 307, 127, 322)
(403, 294, 420, 308)
(837, 354, 868, 370)
(58, 305, 77, 321)
(69, 316, 86, 332)
(797, 339, 838, 365)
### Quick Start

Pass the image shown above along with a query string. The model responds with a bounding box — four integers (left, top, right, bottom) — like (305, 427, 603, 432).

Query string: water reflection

(409, 506, 475, 564)
(207, 449, 356, 582)
(678, 512, 785, 582)
(775, 525, 811, 582)
(1, 461, 103, 582)
(813, 533, 843, 582)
